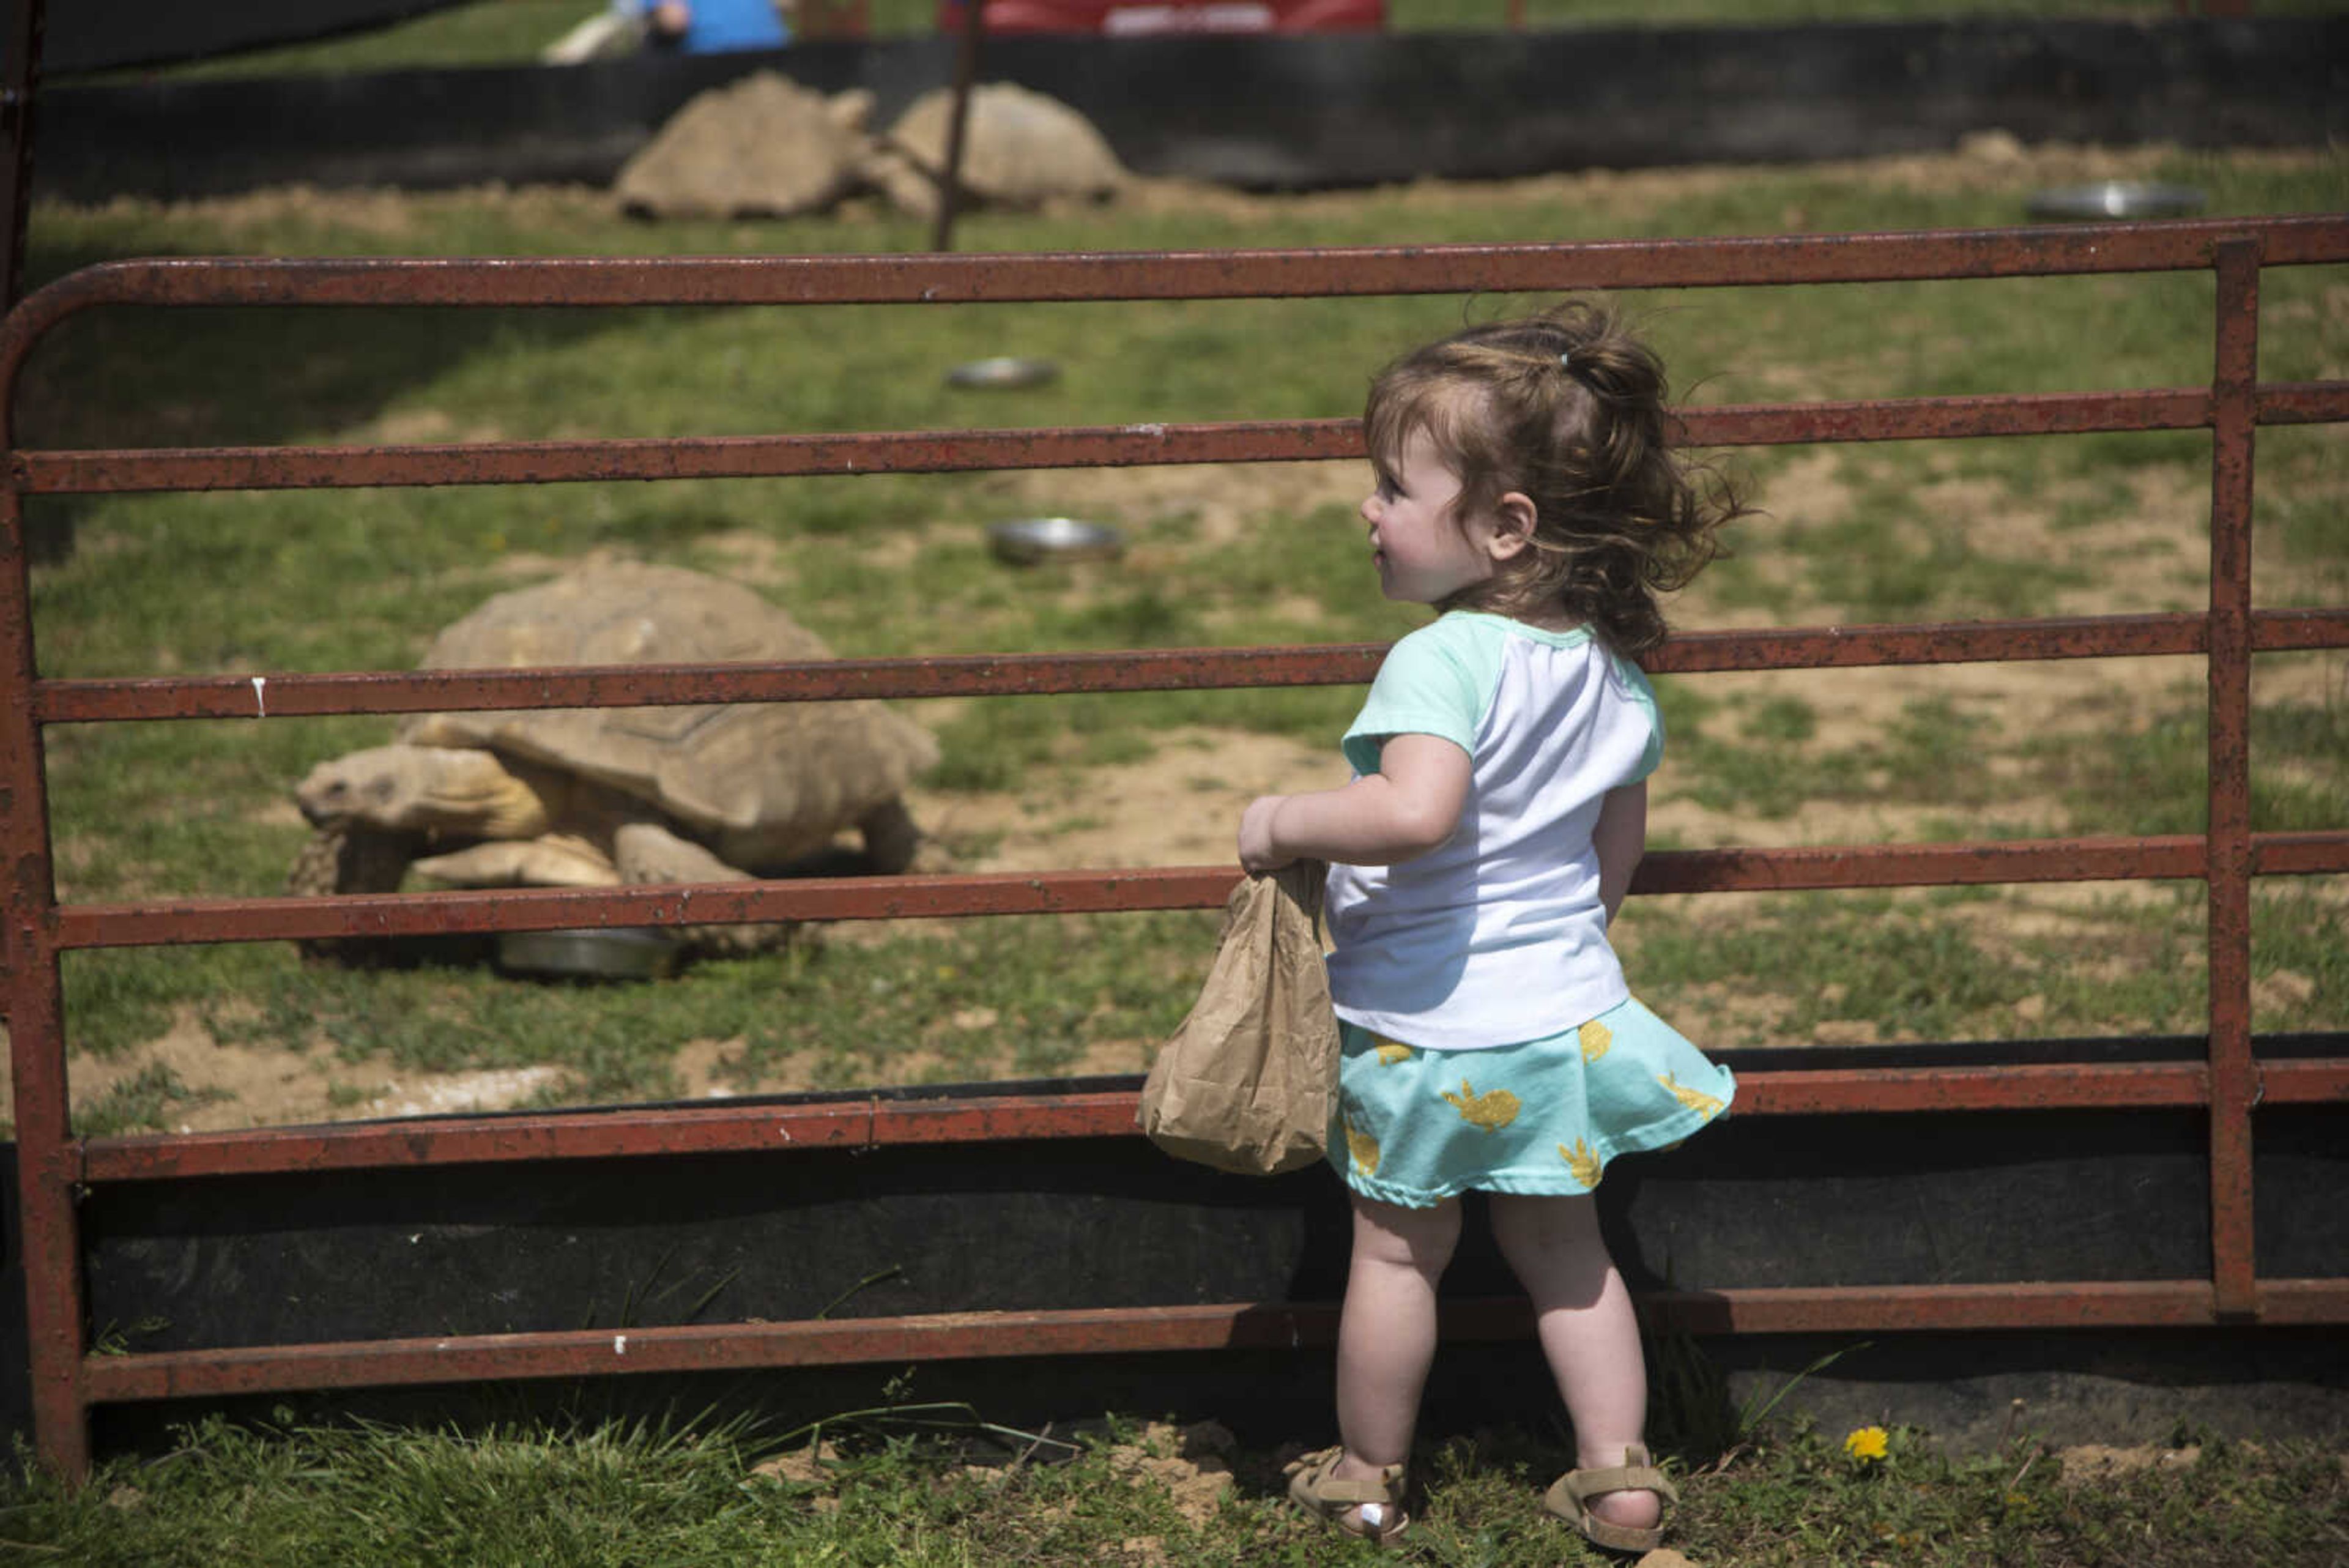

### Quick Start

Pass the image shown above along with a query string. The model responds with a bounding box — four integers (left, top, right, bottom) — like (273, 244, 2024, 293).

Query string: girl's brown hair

(1364, 299, 1745, 656)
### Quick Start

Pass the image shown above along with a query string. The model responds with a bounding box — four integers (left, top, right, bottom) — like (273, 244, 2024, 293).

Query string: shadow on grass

(13, 231, 658, 564)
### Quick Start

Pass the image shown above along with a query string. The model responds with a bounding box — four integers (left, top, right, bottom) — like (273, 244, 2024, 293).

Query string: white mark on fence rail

(251, 676, 267, 718)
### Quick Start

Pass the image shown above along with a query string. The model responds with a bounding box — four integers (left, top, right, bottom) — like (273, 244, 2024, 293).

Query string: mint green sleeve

(1340, 620, 1489, 777)
(1619, 658, 1666, 784)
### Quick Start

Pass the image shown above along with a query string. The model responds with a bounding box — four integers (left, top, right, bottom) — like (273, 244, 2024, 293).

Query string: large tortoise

(289, 561, 940, 957)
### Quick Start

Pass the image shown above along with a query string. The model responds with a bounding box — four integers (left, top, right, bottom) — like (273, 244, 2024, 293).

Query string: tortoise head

(295, 744, 552, 839)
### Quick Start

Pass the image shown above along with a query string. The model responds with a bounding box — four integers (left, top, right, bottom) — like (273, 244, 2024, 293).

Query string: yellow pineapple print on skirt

(1557, 1138, 1605, 1191)
(1578, 1019, 1612, 1063)
(1343, 1115, 1381, 1177)
(1657, 1071, 1724, 1119)
(1373, 1037, 1415, 1066)
(1441, 1079, 1521, 1132)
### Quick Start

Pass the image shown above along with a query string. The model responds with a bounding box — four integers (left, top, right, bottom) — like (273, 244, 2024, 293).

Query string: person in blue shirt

(628, 0, 792, 51)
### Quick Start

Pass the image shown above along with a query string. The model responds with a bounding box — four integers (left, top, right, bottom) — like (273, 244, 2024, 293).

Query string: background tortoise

(289, 560, 940, 958)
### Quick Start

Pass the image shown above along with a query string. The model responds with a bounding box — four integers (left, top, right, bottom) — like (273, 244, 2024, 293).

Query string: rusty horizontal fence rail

(17, 384, 2349, 496)
(33, 831, 2349, 953)
(24, 608, 2349, 726)
(15, 387, 2349, 499)
(70, 1050, 2349, 1188)
(5, 215, 2347, 1479)
(3, 217, 2345, 338)
(70, 1277, 2349, 1412)
(83, 1279, 2349, 1409)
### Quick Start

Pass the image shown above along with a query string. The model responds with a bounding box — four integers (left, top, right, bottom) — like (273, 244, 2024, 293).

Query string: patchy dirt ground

(13, 143, 2344, 1133)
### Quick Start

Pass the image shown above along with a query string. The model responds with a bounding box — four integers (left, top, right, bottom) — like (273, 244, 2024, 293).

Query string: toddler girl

(1239, 300, 1743, 1553)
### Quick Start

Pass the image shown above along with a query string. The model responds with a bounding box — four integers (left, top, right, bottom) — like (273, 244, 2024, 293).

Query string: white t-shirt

(1323, 612, 1663, 1051)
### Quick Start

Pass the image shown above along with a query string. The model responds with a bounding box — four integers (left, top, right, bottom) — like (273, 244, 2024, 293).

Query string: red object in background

(941, 0, 1381, 34)
(798, 0, 872, 37)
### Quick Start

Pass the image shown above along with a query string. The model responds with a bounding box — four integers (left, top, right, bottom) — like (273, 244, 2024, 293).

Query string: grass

(1, 1406, 2340, 1565)
(1616, 883, 2221, 1045)
(15, 145, 2347, 1132)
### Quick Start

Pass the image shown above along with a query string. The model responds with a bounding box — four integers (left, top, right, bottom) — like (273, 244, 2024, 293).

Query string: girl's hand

(1239, 795, 1294, 874)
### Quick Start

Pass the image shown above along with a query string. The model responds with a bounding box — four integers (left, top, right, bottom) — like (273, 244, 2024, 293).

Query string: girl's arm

(1239, 733, 1469, 873)
(1592, 781, 1648, 922)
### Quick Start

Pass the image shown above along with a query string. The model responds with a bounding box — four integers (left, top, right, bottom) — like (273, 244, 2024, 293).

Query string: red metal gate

(4, 217, 2347, 1477)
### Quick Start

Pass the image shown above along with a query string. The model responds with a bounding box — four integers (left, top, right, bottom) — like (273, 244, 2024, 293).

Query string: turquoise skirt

(1332, 997, 1734, 1208)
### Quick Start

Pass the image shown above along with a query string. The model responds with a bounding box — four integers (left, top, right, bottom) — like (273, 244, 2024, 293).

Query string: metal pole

(1, 450, 88, 1481)
(1, 3, 87, 1461)
(2204, 238, 2262, 1319)
(1, 0, 41, 309)
(930, 0, 986, 253)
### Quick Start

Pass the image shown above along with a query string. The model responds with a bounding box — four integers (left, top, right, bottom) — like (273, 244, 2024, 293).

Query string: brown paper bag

(1138, 860, 1338, 1176)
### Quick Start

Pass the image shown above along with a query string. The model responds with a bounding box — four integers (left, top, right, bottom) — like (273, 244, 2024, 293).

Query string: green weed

(70, 1063, 231, 1137)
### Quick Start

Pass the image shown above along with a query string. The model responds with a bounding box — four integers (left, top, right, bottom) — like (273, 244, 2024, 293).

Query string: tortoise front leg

(857, 797, 945, 874)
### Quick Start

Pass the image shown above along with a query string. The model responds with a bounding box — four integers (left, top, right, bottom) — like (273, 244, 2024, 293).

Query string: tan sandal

(1285, 1444, 1409, 1546)
(1542, 1443, 1679, 1555)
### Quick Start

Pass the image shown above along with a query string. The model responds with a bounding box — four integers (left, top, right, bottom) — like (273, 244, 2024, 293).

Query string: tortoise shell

(399, 562, 936, 870)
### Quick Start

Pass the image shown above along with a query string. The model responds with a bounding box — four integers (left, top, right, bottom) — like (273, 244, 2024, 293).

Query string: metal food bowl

(988, 516, 1126, 566)
(2026, 182, 2206, 222)
(946, 356, 1059, 390)
(498, 926, 681, 981)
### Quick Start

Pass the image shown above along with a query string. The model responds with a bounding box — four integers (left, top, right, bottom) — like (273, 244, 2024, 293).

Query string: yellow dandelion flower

(1557, 1139, 1604, 1190)
(1657, 1071, 1724, 1118)
(1578, 1019, 1612, 1061)
(1343, 1117, 1381, 1177)
(1844, 1426, 1889, 1464)
(1440, 1079, 1520, 1132)
(1373, 1038, 1414, 1066)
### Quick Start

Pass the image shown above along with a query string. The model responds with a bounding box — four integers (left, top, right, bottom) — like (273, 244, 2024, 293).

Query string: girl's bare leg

(1327, 1192, 1461, 1488)
(1488, 1192, 1660, 1534)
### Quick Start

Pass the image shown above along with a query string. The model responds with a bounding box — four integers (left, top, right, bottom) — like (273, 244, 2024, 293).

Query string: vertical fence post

(2205, 238, 2262, 1319)
(930, 0, 987, 255)
(0, 484, 90, 1479)
(1, 0, 42, 310)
